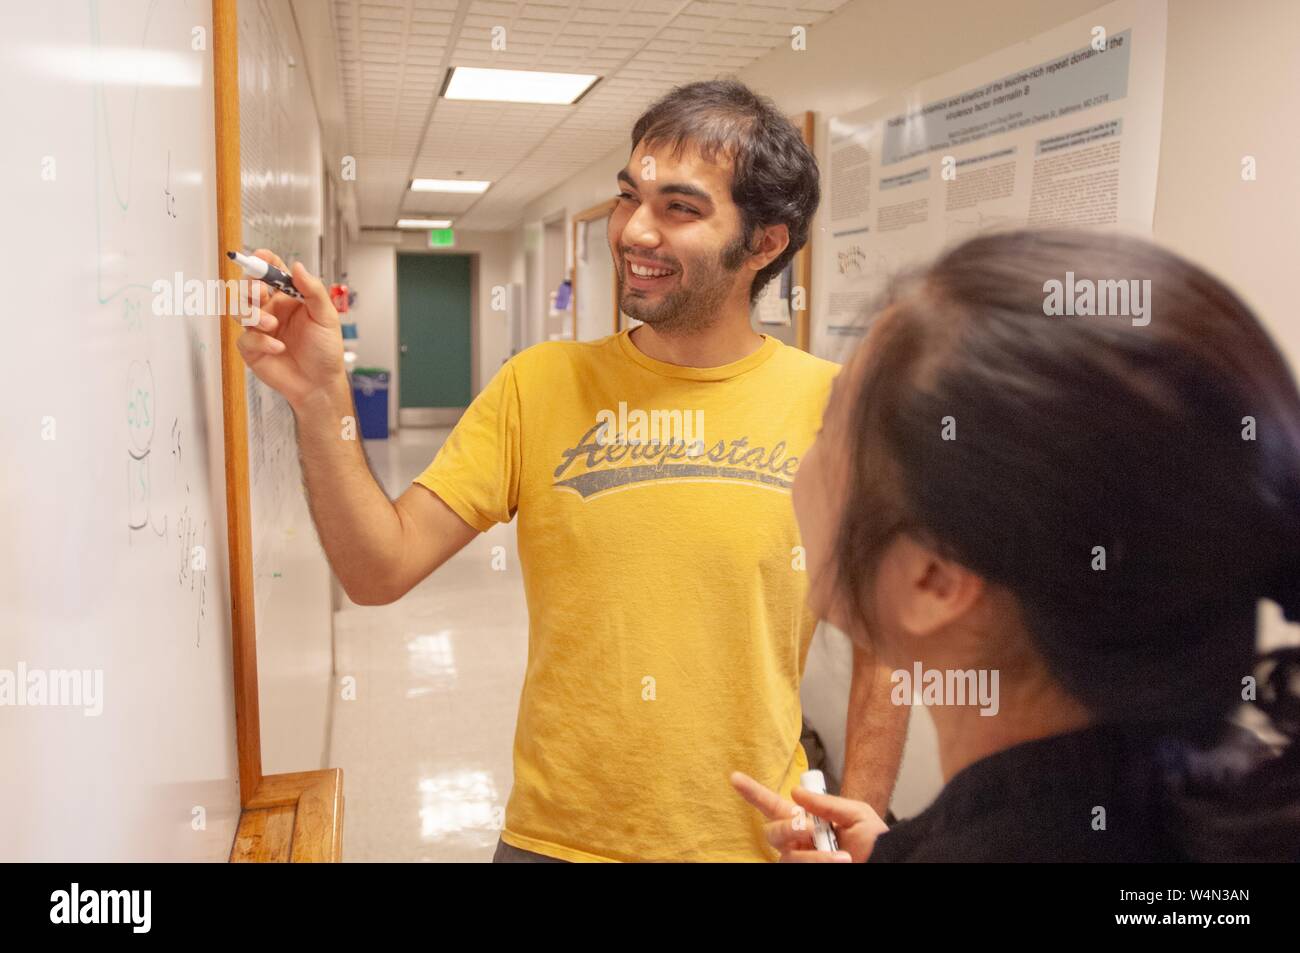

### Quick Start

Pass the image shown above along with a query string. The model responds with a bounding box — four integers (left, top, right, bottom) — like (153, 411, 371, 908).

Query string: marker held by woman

(800, 770, 840, 852)
(227, 249, 303, 299)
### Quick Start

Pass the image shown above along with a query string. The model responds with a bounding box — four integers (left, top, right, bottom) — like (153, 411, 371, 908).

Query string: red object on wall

(330, 283, 350, 313)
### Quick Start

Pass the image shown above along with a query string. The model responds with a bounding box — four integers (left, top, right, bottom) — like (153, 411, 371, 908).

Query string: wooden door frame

(790, 111, 814, 352)
(571, 198, 619, 339)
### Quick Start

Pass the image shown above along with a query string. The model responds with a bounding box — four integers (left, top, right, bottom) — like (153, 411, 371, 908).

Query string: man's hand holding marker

(228, 249, 348, 412)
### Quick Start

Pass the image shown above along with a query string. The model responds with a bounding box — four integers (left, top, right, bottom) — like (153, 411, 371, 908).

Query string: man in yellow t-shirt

(417, 331, 838, 862)
(231, 79, 909, 861)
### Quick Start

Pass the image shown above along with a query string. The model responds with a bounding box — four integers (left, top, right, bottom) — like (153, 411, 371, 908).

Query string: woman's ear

(878, 535, 984, 639)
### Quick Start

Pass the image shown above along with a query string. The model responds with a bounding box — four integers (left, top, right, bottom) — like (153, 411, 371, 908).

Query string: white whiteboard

(0, 0, 240, 860)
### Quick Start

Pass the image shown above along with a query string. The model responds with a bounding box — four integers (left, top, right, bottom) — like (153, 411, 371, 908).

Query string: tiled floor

(329, 427, 527, 862)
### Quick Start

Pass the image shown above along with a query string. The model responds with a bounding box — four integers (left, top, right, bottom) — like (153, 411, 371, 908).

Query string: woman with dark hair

(732, 228, 1300, 862)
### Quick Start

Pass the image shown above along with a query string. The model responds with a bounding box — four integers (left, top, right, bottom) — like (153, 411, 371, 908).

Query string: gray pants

(492, 838, 570, 863)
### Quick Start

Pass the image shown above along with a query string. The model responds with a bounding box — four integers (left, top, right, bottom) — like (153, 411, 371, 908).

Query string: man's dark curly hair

(630, 78, 821, 304)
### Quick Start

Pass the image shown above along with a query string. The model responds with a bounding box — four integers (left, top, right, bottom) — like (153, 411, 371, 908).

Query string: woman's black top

(868, 724, 1190, 862)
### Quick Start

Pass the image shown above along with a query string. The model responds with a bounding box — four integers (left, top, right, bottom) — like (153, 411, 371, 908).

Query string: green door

(397, 253, 472, 408)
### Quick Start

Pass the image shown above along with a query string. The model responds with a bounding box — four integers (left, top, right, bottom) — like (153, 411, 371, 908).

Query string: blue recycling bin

(351, 368, 390, 439)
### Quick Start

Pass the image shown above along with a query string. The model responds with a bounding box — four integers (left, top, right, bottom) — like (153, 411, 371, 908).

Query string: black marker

(226, 250, 303, 299)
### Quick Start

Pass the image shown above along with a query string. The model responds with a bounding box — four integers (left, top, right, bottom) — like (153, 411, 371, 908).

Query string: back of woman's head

(834, 227, 1300, 860)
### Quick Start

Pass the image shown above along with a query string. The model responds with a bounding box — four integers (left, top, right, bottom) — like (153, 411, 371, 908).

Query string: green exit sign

(428, 228, 455, 248)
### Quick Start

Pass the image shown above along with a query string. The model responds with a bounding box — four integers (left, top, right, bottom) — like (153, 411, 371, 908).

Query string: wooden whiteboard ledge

(230, 768, 345, 862)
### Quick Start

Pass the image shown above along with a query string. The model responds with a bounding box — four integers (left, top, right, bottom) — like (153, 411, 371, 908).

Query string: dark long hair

(630, 79, 820, 303)
(834, 228, 1300, 860)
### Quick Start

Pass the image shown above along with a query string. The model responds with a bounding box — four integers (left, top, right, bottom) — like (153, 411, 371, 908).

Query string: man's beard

(616, 233, 750, 335)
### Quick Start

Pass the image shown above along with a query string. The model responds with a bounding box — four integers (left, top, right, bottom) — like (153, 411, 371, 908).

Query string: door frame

(572, 198, 620, 339)
(542, 211, 567, 340)
(395, 249, 479, 429)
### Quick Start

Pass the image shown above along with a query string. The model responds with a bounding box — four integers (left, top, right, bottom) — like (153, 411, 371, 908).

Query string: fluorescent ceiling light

(442, 66, 599, 105)
(410, 178, 491, 194)
(396, 218, 452, 229)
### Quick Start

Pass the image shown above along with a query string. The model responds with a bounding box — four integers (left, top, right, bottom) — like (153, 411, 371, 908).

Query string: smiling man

(233, 79, 909, 861)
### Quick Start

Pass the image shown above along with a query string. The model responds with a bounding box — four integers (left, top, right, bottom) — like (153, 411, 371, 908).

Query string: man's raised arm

(232, 249, 478, 605)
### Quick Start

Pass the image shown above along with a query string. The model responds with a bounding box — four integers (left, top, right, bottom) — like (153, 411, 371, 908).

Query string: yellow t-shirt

(413, 329, 839, 861)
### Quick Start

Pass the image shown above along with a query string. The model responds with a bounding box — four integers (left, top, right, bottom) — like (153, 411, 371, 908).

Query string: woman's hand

(730, 771, 889, 863)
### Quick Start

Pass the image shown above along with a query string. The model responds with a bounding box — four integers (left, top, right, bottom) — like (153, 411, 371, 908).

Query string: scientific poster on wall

(816, 0, 1167, 355)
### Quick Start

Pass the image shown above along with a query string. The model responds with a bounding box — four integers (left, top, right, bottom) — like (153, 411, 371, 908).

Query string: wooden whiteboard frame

(213, 0, 260, 807)
(213, 0, 342, 862)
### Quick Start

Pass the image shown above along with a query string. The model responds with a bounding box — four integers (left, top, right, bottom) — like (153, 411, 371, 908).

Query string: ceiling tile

(333, 0, 851, 229)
